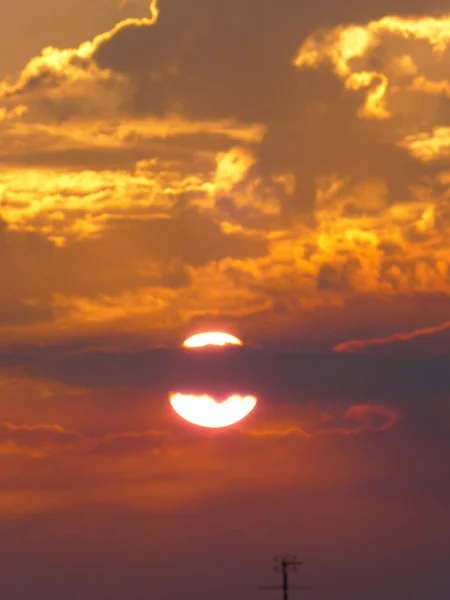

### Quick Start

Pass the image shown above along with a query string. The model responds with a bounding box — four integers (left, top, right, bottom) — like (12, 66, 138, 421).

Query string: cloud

(0, 2, 449, 346)
(0, 6, 449, 591)
(92, 429, 170, 454)
(248, 403, 401, 437)
(0, 210, 268, 326)
(5, 345, 450, 418)
(0, 401, 400, 460)
(294, 14, 450, 128)
(0, 105, 28, 121)
(402, 127, 450, 162)
(0, 422, 91, 458)
(334, 318, 450, 354)
(0, 418, 171, 459)
(0, 1, 159, 108)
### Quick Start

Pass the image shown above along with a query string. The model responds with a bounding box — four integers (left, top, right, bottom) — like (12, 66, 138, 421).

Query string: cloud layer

(0, 3, 447, 352)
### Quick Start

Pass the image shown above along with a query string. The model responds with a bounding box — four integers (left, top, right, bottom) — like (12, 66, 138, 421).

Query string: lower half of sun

(170, 393, 257, 428)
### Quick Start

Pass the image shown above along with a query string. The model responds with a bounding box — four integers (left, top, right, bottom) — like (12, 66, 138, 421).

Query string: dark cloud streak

(2, 345, 449, 428)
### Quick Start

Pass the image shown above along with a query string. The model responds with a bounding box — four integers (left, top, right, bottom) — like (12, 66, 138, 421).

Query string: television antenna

(258, 555, 312, 600)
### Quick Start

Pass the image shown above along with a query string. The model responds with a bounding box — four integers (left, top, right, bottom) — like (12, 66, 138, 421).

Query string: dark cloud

(2, 345, 448, 431)
(92, 0, 311, 122)
(92, 429, 170, 454)
(93, 0, 449, 119)
(88, 2, 444, 216)
(0, 299, 54, 326)
(317, 258, 362, 292)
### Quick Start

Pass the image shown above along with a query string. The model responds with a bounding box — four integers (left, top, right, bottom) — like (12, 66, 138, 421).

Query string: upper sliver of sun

(183, 332, 243, 348)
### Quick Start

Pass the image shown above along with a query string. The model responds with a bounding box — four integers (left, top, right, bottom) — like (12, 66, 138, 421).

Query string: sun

(171, 330, 257, 428)
(170, 393, 257, 428)
(183, 332, 243, 348)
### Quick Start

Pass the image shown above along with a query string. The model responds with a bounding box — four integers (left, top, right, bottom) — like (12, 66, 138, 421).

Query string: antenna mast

(258, 555, 312, 600)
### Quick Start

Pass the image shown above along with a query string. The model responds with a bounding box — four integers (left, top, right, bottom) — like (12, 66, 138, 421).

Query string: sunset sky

(0, 0, 449, 598)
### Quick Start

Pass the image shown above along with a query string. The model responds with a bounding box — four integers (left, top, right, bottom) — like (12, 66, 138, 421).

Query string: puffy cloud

(0, 1, 159, 112)
(402, 127, 450, 161)
(214, 147, 257, 194)
(1, 164, 450, 342)
(0, 104, 28, 121)
(294, 15, 450, 141)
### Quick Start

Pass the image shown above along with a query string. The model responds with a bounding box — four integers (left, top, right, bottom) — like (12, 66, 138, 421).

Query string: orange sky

(0, 1, 449, 599)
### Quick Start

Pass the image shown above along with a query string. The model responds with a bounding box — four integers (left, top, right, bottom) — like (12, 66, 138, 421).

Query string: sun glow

(183, 332, 243, 348)
(170, 393, 257, 428)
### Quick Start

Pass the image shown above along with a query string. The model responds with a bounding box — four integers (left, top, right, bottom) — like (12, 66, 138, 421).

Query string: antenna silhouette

(258, 555, 312, 600)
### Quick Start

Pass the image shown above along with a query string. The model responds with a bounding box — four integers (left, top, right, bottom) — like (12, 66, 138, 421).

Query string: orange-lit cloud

(0, 0, 160, 97)
(0, 422, 91, 458)
(0, 2, 449, 349)
(214, 147, 257, 193)
(334, 319, 450, 353)
(0, 1, 162, 137)
(294, 15, 450, 74)
(248, 404, 400, 438)
(0, 105, 28, 121)
(401, 127, 450, 161)
(344, 72, 390, 119)
(294, 14, 450, 152)
(0, 420, 170, 459)
(0, 401, 399, 460)
(1, 164, 450, 342)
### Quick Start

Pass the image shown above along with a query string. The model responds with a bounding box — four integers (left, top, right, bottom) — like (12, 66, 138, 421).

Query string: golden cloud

(344, 71, 390, 119)
(2, 116, 265, 156)
(0, 167, 172, 241)
(0, 105, 28, 121)
(0, 1, 159, 103)
(295, 15, 450, 74)
(401, 127, 450, 161)
(214, 147, 257, 193)
(1, 164, 449, 343)
(295, 14, 450, 152)
(0, 2, 449, 347)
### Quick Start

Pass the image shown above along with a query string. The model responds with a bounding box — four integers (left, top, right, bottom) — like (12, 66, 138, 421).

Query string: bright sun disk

(183, 332, 243, 348)
(170, 393, 257, 428)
